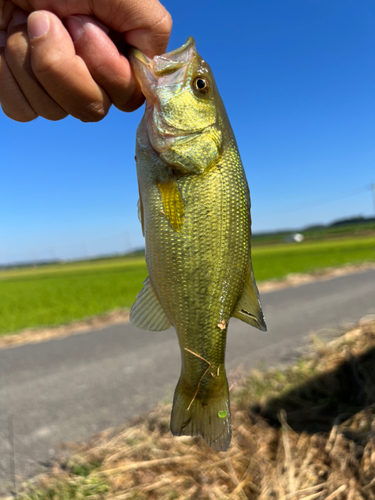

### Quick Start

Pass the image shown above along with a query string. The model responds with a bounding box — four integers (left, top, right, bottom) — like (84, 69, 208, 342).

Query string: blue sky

(1, 0, 374, 264)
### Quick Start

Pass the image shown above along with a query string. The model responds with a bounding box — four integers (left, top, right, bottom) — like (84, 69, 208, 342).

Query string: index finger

(8, 0, 172, 57)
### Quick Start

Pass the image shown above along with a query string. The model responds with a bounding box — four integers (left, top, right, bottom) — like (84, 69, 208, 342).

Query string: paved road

(1, 269, 375, 493)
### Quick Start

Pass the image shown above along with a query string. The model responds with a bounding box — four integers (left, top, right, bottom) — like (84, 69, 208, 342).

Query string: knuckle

(78, 100, 109, 122)
(40, 108, 68, 121)
(115, 89, 144, 113)
(159, 10, 173, 36)
(1, 102, 37, 122)
(31, 51, 64, 79)
(151, 8, 173, 39)
(148, 9, 172, 53)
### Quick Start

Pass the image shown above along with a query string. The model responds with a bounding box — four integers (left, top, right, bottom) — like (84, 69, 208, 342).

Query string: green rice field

(0, 236, 374, 336)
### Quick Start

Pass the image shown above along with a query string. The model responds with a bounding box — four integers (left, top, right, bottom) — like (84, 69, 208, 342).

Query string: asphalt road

(1, 269, 375, 493)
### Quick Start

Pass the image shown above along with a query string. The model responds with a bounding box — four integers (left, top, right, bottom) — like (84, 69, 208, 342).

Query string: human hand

(0, 0, 172, 122)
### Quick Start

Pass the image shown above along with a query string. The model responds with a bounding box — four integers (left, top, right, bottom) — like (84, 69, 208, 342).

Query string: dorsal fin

(137, 187, 145, 236)
(232, 264, 267, 332)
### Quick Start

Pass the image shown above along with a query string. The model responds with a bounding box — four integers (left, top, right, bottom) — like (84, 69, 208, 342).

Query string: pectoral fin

(158, 177, 184, 232)
(232, 265, 267, 332)
(130, 277, 171, 331)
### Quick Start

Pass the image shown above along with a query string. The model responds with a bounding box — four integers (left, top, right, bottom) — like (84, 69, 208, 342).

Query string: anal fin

(232, 264, 267, 332)
(130, 277, 171, 331)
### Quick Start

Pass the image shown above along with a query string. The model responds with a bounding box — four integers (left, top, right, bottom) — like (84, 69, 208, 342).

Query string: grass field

(0, 236, 374, 336)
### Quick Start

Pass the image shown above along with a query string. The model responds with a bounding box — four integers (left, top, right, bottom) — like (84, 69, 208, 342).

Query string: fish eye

(192, 76, 211, 94)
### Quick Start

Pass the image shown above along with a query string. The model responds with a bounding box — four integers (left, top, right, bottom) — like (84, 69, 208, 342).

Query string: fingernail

(65, 16, 84, 43)
(12, 10, 28, 26)
(0, 31, 6, 48)
(84, 18, 110, 35)
(28, 12, 50, 39)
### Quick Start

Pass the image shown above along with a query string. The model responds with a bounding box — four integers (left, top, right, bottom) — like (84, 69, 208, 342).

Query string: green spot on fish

(218, 410, 227, 419)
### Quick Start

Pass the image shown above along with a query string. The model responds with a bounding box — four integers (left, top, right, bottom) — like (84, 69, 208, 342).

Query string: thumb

(28, 10, 110, 121)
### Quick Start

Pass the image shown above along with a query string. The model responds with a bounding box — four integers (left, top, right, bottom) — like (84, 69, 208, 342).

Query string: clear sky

(1, 0, 374, 264)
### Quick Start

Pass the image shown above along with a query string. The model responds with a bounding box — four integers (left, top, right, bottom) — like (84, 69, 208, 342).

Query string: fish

(129, 37, 266, 452)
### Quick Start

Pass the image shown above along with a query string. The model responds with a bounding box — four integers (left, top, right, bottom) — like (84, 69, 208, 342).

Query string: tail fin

(170, 378, 231, 451)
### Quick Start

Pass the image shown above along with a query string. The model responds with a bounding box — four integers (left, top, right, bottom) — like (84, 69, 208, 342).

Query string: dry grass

(0, 309, 130, 350)
(17, 316, 375, 500)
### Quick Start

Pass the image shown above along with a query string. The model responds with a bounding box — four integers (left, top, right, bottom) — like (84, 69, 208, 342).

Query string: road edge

(1, 262, 374, 350)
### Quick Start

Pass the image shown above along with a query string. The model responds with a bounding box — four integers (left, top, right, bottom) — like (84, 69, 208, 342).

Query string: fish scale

(130, 37, 266, 451)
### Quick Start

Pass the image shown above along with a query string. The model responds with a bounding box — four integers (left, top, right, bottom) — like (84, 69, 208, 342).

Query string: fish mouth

(129, 37, 197, 103)
(152, 36, 197, 75)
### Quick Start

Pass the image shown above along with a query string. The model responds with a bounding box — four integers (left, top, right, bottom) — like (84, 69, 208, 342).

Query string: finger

(6, 9, 67, 120)
(11, 0, 172, 57)
(65, 15, 144, 113)
(0, 29, 37, 121)
(0, 0, 17, 30)
(27, 10, 111, 122)
(122, 4, 172, 58)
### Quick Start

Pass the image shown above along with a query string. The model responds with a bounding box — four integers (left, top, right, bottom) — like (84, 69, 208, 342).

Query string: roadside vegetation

(0, 257, 148, 336)
(0, 235, 374, 336)
(15, 316, 375, 499)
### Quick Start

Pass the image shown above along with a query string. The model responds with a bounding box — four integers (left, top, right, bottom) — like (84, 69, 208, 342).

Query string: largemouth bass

(130, 37, 266, 451)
